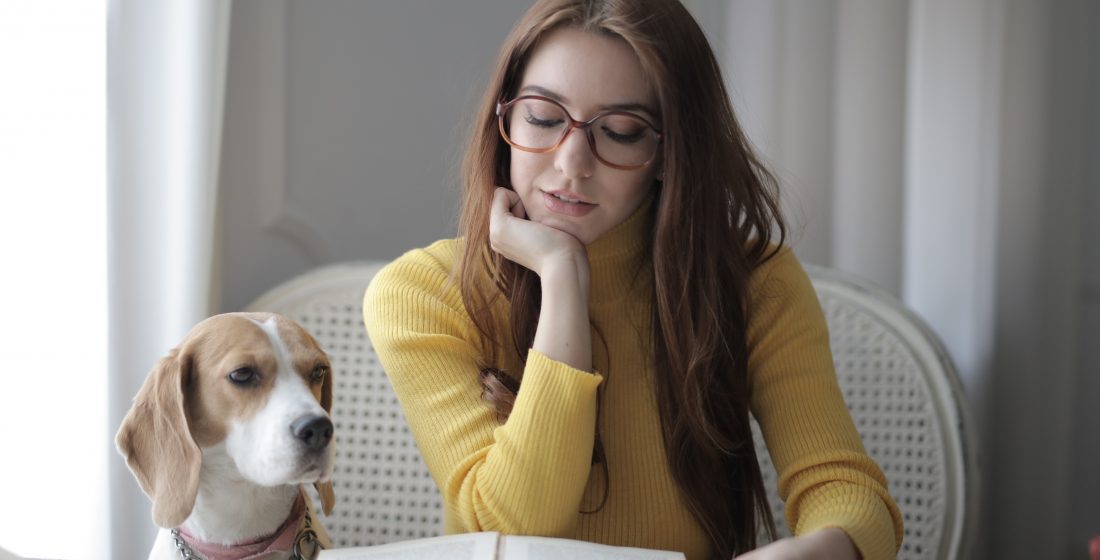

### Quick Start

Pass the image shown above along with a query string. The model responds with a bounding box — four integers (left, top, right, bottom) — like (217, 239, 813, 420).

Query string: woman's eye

(228, 367, 257, 385)
(311, 365, 329, 383)
(602, 126, 644, 144)
(524, 113, 562, 128)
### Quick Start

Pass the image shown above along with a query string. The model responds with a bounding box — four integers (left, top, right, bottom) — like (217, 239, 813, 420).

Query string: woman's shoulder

(365, 237, 465, 304)
(373, 238, 462, 280)
(363, 238, 487, 365)
(397, 237, 463, 270)
(748, 242, 802, 284)
(745, 243, 818, 308)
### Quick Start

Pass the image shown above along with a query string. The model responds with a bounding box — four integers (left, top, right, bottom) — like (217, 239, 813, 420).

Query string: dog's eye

(228, 367, 257, 385)
(310, 365, 329, 383)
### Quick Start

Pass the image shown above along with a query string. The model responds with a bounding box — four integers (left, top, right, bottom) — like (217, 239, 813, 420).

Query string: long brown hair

(457, 1, 786, 557)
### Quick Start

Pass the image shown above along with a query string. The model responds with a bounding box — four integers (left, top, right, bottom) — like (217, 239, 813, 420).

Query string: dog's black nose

(291, 415, 333, 451)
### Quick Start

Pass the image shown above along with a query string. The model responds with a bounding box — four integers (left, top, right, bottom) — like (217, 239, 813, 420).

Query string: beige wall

(218, 0, 529, 312)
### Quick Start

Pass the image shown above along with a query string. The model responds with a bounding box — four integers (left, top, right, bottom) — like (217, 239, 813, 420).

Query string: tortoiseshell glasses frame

(496, 95, 663, 171)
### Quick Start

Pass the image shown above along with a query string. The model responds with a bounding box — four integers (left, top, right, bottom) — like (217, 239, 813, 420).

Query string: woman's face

(508, 27, 661, 245)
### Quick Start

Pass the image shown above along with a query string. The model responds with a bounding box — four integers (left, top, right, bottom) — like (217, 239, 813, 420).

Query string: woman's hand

(488, 187, 586, 279)
(489, 187, 592, 371)
(734, 528, 860, 560)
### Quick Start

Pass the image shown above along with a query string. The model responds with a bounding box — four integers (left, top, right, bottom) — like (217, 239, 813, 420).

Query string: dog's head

(116, 312, 337, 528)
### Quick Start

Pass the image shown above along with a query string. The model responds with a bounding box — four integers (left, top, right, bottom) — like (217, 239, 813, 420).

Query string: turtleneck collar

(585, 190, 655, 304)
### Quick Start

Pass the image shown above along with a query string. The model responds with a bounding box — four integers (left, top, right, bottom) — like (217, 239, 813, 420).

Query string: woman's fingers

(492, 187, 522, 217)
(509, 192, 526, 219)
(489, 188, 517, 252)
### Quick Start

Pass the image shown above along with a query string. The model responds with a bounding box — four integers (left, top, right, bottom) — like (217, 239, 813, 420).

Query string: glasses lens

(502, 98, 568, 150)
(591, 113, 660, 168)
(501, 97, 660, 168)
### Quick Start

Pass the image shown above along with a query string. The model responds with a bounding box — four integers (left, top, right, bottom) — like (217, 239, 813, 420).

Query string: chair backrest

(246, 261, 978, 558)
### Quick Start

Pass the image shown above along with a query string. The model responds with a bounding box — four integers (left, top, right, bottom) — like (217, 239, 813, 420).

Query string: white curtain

(720, 0, 1097, 558)
(106, 1, 230, 558)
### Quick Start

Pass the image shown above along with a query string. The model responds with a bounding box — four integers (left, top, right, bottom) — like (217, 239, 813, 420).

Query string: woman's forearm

(532, 251, 592, 372)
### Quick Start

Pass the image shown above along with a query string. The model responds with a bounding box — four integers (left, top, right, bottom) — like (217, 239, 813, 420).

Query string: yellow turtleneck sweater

(362, 201, 903, 560)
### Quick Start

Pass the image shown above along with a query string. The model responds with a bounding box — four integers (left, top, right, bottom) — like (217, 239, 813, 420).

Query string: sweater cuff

(793, 482, 900, 560)
(507, 349, 603, 432)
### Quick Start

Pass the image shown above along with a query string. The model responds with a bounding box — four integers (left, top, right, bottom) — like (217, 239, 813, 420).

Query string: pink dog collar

(176, 493, 307, 560)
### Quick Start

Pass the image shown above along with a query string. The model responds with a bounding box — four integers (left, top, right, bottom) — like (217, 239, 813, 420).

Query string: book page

(499, 535, 686, 560)
(318, 532, 500, 560)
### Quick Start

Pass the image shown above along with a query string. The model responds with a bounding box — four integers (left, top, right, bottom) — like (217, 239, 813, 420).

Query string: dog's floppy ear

(115, 348, 202, 528)
(315, 359, 336, 515)
(320, 357, 333, 414)
(315, 480, 336, 515)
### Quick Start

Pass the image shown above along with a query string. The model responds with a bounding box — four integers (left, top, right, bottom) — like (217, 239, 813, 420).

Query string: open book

(318, 532, 686, 560)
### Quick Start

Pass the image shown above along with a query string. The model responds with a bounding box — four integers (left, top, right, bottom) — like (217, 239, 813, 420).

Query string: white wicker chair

(245, 261, 978, 559)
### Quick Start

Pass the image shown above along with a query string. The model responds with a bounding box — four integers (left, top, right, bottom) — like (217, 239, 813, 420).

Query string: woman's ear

(115, 348, 202, 528)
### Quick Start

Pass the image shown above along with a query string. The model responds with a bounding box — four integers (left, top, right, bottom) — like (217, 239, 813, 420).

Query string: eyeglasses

(496, 95, 662, 170)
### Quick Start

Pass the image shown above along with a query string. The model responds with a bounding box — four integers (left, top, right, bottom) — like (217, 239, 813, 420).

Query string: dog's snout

(291, 415, 333, 451)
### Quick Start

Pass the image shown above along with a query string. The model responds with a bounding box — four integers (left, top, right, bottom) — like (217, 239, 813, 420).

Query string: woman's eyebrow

(519, 84, 568, 103)
(518, 84, 658, 118)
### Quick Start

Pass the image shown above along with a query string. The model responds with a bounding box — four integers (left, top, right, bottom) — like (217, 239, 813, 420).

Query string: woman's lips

(541, 190, 596, 217)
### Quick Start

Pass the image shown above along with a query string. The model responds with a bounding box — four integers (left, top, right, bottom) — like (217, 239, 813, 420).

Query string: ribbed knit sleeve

(747, 247, 904, 560)
(362, 242, 603, 537)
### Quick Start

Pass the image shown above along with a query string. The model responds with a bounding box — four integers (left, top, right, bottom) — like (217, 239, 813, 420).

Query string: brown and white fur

(117, 312, 337, 560)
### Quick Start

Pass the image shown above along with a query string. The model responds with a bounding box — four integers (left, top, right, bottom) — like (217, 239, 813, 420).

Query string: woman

(363, 1, 903, 558)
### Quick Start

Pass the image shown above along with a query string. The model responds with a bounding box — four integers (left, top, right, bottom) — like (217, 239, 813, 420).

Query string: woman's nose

(554, 127, 597, 179)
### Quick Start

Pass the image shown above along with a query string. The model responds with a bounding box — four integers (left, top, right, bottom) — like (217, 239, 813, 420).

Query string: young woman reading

(364, 1, 903, 558)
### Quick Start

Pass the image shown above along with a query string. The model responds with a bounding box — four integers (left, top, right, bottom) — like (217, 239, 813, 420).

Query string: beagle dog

(117, 312, 337, 560)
